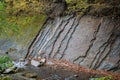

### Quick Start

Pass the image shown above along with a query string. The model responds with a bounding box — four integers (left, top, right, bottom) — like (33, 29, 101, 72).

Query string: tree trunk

(26, 15, 120, 72)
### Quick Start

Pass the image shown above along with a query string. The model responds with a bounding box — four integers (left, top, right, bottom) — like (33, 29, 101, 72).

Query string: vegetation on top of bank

(0, 0, 46, 45)
(1, 0, 120, 16)
(66, 0, 120, 17)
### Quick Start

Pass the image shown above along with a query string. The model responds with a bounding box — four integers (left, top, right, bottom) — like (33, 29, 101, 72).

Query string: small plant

(90, 76, 112, 80)
(0, 55, 13, 72)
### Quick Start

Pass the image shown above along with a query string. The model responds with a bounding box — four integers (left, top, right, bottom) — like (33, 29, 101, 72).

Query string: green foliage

(0, 2, 6, 21)
(0, 55, 12, 63)
(0, 1, 19, 37)
(0, 55, 13, 72)
(0, 0, 46, 46)
(5, 0, 46, 15)
(10, 15, 46, 45)
(0, 76, 12, 80)
(90, 76, 112, 80)
(66, 0, 89, 15)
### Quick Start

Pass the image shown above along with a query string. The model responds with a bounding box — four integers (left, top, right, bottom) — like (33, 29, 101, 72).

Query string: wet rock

(3, 66, 16, 74)
(31, 58, 46, 67)
(13, 59, 27, 68)
(3, 69, 13, 74)
(28, 15, 120, 72)
(3, 66, 24, 74)
(31, 60, 40, 67)
(3, 68, 13, 74)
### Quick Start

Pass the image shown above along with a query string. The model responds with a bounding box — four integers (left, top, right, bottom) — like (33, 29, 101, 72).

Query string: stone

(39, 58, 46, 66)
(23, 72, 37, 78)
(31, 60, 40, 67)
(3, 66, 16, 74)
(13, 62, 25, 68)
(31, 58, 46, 67)
(3, 68, 13, 74)
(27, 15, 120, 72)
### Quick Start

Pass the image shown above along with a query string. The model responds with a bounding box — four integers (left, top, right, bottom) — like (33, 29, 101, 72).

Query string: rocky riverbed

(1, 58, 120, 80)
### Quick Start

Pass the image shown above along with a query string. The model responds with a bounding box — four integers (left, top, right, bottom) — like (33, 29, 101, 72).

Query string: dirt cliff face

(27, 14, 120, 72)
